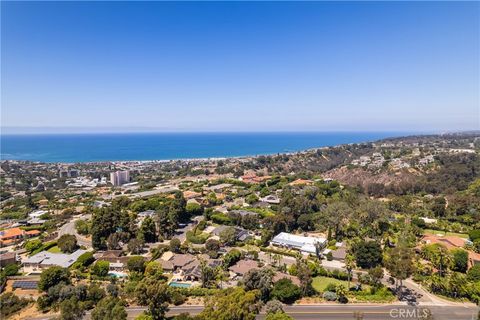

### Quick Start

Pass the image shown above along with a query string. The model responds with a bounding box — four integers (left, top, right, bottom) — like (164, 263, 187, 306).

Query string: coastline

(1, 131, 463, 164)
(0, 132, 412, 165)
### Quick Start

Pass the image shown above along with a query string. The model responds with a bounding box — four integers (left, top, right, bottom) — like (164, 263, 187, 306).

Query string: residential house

(0, 228, 41, 246)
(421, 235, 478, 268)
(260, 195, 280, 204)
(271, 232, 327, 255)
(22, 250, 87, 274)
(0, 252, 18, 267)
(229, 259, 259, 277)
(211, 226, 252, 242)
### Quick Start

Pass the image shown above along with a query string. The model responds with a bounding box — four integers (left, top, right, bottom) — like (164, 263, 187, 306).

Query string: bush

(323, 291, 337, 301)
(197, 220, 207, 231)
(186, 203, 203, 216)
(469, 230, 480, 242)
(38, 267, 70, 292)
(222, 249, 242, 268)
(0, 292, 30, 317)
(170, 238, 182, 253)
(186, 231, 209, 244)
(452, 249, 468, 273)
(92, 261, 110, 278)
(127, 256, 145, 273)
(76, 252, 95, 267)
(325, 283, 337, 292)
(2, 264, 20, 276)
(172, 287, 219, 297)
(271, 278, 302, 304)
(169, 290, 186, 305)
(260, 247, 300, 258)
(211, 213, 232, 225)
(326, 251, 333, 261)
(58, 234, 78, 253)
(75, 219, 91, 235)
(468, 265, 480, 282)
(353, 286, 395, 302)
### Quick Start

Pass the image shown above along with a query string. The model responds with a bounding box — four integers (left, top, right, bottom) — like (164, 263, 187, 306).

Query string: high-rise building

(110, 170, 130, 186)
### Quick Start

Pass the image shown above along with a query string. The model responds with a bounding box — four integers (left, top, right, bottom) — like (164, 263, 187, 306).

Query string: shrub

(197, 220, 207, 231)
(323, 291, 337, 301)
(170, 238, 182, 253)
(186, 231, 209, 244)
(75, 219, 91, 235)
(76, 252, 95, 267)
(469, 230, 480, 242)
(92, 261, 110, 278)
(211, 213, 232, 225)
(0, 292, 30, 318)
(127, 256, 145, 273)
(452, 249, 468, 273)
(3, 264, 20, 276)
(38, 267, 70, 292)
(468, 265, 480, 282)
(260, 247, 300, 258)
(271, 278, 302, 304)
(326, 251, 333, 261)
(169, 290, 186, 305)
(58, 234, 78, 253)
(324, 283, 337, 292)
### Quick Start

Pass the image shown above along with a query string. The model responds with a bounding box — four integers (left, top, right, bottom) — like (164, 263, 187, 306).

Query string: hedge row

(172, 287, 220, 297)
(260, 247, 300, 258)
(31, 241, 57, 256)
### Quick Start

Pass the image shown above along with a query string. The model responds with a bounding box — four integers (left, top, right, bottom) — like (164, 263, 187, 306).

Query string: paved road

(29, 303, 479, 320)
(81, 304, 477, 320)
(175, 216, 203, 242)
(57, 215, 91, 247)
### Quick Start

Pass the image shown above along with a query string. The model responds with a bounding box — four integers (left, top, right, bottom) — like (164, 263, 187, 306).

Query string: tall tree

(91, 296, 127, 320)
(57, 234, 78, 253)
(243, 268, 274, 301)
(353, 241, 383, 269)
(385, 241, 415, 289)
(38, 267, 70, 292)
(295, 259, 313, 296)
(320, 201, 353, 239)
(135, 279, 171, 320)
(198, 288, 262, 320)
(59, 297, 84, 320)
(344, 254, 356, 289)
(139, 217, 157, 243)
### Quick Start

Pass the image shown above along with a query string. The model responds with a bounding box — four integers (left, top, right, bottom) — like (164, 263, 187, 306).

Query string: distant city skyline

(2, 1, 479, 133)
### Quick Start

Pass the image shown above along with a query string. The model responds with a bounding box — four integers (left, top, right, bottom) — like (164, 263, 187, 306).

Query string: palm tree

(345, 254, 356, 289)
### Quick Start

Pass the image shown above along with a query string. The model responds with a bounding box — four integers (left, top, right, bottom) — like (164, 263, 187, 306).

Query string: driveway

(57, 214, 91, 248)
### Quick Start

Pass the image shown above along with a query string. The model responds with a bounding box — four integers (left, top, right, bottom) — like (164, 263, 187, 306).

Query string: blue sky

(1, 1, 479, 133)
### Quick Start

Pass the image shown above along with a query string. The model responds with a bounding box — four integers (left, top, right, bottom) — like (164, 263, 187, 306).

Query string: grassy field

(47, 246, 61, 253)
(423, 229, 469, 239)
(312, 276, 349, 292)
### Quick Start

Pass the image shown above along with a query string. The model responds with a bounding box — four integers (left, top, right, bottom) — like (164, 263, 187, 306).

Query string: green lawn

(312, 276, 349, 293)
(423, 229, 469, 239)
(47, 246, 62, 253)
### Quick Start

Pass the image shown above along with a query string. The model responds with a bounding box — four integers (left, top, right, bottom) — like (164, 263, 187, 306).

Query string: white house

(270, 232, 327, 254)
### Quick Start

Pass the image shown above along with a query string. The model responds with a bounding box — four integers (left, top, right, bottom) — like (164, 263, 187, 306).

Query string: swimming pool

(108, 271, 127, 278)
(169, 281, 192, 288)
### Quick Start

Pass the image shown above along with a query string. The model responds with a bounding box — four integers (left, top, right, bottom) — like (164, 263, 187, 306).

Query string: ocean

(0, 132, 409, 163)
